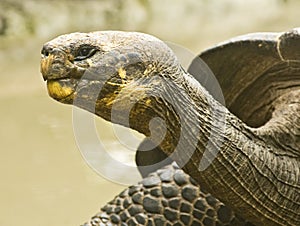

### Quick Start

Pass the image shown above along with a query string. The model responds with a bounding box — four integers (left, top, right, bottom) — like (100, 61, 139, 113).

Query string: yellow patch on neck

(118, 68, 127, 81)
(145, 99, 151, 106)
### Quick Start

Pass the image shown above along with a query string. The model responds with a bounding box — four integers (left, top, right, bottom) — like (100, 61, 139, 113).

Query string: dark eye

(74, 45, 97, 61)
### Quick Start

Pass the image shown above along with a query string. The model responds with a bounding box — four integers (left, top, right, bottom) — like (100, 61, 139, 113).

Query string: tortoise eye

(74, 45, 97, 61)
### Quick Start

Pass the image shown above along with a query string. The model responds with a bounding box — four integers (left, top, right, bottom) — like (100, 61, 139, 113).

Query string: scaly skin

(82, 163, 252, 226)
(40, 30, 300, 225)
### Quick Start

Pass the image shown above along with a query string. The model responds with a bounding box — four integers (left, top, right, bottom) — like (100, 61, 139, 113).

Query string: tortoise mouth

(41, 60, 78, 103)
(41, 53, 91, 103)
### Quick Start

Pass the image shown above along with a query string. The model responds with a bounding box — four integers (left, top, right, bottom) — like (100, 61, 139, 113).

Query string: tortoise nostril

(41, 45, 53, 57)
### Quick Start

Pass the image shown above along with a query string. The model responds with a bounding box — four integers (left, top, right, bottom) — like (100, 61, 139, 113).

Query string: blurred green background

(0, 0, 299, 225)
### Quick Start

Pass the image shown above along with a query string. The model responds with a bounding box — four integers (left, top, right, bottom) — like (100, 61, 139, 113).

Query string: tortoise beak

(40, 46, 71, 81)
(40, 54, 55, 81)
(40, 46, 77, 102)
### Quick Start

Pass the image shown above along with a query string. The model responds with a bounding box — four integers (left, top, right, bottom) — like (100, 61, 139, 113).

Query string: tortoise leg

(81, 164, 253, 226)
(136, 138, 173, 178)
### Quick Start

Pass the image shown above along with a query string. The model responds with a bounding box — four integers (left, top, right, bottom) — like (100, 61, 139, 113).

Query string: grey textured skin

(82, 163, 252, 226)
(40, 29, 300, 226)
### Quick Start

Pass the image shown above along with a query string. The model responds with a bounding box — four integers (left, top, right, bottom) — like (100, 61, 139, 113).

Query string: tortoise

(40, 28, 300, 226)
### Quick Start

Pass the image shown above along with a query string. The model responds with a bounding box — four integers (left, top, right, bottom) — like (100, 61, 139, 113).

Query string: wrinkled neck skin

(76, 62, 300, 226)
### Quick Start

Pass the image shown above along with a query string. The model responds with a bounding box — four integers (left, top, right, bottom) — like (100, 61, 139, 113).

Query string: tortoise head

(40, 31, 180, 115)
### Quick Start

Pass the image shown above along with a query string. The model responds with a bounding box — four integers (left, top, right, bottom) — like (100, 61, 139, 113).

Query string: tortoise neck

(127, 69, 215, 157)
(90, 67, 298, 226)
(126, 69, 299, 226)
